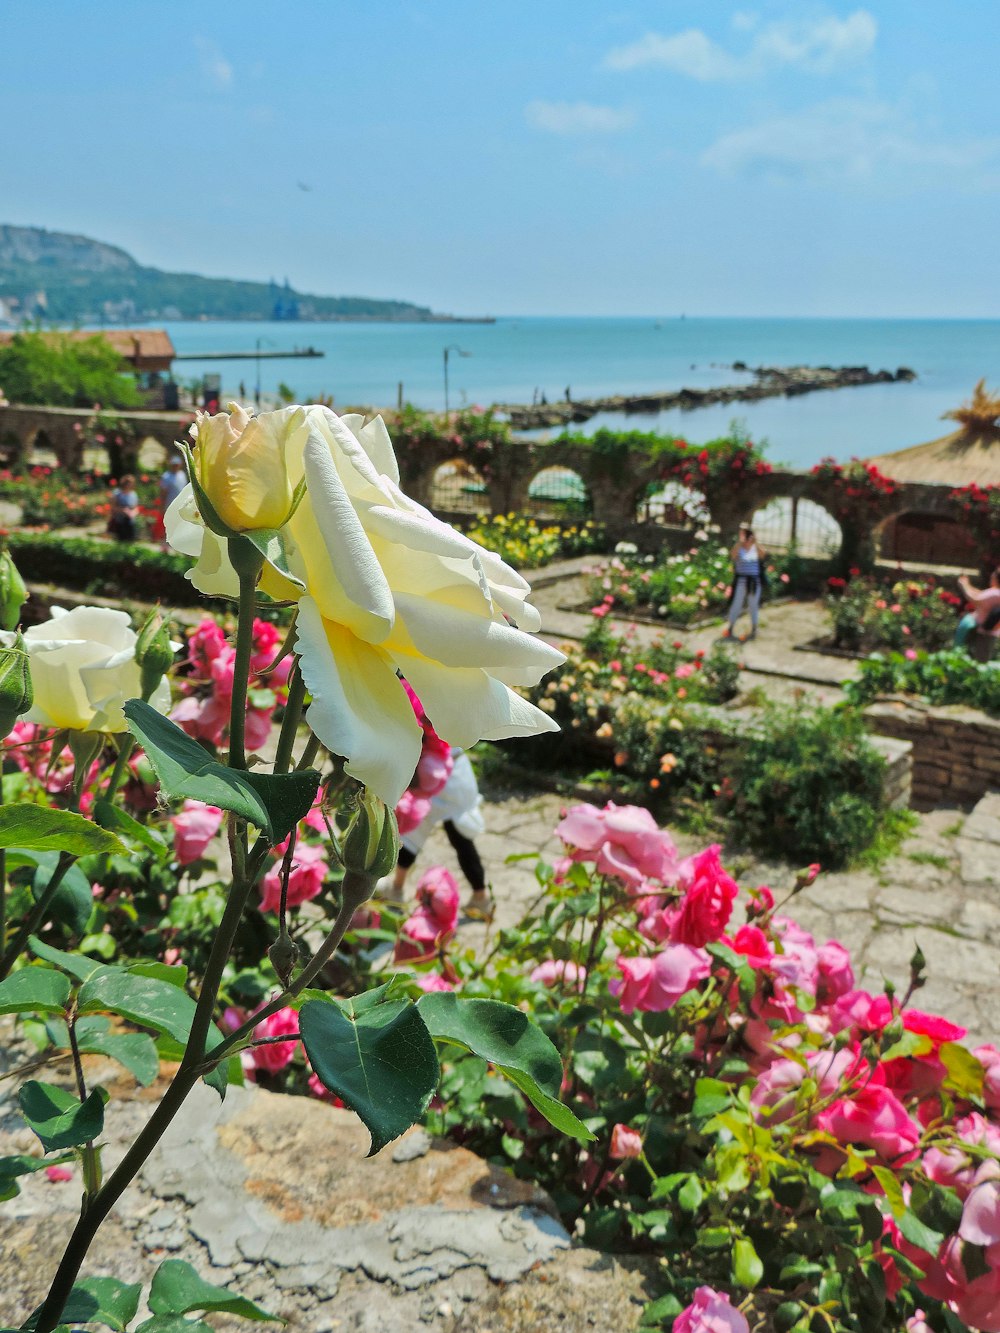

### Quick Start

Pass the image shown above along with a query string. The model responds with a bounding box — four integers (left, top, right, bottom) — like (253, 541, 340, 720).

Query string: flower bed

(0, 465, 161, 529)
(823, 575, 962, 654)
(465, 512, 605, 569)
(6, 532, 214, 607)
(405, 801, 1000, 1333)
(581, 540, 805, 628)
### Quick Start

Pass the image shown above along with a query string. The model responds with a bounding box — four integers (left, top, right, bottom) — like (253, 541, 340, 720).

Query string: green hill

(0, 224, 439, 323)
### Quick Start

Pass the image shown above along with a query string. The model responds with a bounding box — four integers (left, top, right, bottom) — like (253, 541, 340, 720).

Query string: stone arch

(525, 466, 592, 521)
(877, 509, 979, 569)
(429, 458, 490, 516)
(636, 479, 709, 530)
(751, 496, 842, 559)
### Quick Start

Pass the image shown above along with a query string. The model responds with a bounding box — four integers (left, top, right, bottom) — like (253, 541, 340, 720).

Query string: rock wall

(864, 701, 1000, 809)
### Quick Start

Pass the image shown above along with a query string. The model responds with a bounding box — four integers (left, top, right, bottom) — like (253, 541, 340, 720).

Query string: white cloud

(605, 10, 876, 79)
(525, 100, 635, 135)
(701, 98, 1000, 183)
(195, 37, 233, 90)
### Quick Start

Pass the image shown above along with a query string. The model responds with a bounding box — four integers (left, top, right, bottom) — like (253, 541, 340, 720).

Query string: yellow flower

(191, 401, 304, 533)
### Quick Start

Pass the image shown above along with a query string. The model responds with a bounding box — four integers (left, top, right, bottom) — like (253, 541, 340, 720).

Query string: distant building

(0, 327, 175, 374)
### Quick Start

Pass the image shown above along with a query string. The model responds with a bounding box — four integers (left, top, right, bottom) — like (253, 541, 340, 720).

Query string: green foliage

(123, 700, 320, 841)
(18, 1079, 105, 1151)
(0, 805, 124, 856)
(0, 329, 140, 407)
(300, 990, 442, 1155)
(6, 532, 204, 604)
(845, 648, 1000, 717)
(723, 701, 886, 867)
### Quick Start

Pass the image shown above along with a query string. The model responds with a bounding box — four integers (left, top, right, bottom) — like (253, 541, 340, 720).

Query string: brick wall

(864, 700, 1000, 809)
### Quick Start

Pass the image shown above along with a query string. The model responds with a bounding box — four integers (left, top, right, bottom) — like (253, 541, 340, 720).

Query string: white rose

(22, 605, 172, 733)
(168, 407, 563, 805)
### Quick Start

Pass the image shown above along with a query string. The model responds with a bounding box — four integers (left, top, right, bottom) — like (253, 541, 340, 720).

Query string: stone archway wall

(0, 404, 190, 473)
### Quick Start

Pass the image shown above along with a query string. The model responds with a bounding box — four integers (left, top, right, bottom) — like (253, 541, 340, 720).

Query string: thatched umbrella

(866, 380, 1000, 486)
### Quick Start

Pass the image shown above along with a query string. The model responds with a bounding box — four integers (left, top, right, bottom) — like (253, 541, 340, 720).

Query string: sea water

(150, 316, 1000, 470)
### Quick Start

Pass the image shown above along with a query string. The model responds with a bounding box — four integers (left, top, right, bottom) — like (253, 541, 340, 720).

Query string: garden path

(433, 785, 1000, 1048)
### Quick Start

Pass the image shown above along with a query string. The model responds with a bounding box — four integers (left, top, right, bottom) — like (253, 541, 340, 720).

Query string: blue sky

(3, 1, 999, 316)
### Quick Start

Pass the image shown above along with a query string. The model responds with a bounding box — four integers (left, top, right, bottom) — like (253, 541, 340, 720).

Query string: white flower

(21, 606, 172, 733)
(167, 406, 562, 804)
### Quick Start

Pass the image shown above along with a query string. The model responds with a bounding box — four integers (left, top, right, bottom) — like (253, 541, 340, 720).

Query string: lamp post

(443, 345, 471, 417)
(255, 337, 274, 409)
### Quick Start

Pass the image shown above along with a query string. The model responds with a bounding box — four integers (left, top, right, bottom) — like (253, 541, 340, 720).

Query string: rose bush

(405, 800, 1000, 1332)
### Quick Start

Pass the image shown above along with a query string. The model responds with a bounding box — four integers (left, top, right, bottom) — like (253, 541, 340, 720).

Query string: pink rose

(259, 842, 328, 914)
(530, 959, 587, 990)
(45, 1166, 73, 1183)
(252, 1006, 300, 1073)
(816, 1084, 920, 1161)
(975, 1044, 1000, 1111)
(670, 846, 738, 946)
(396, 787, 432, 835)
(416, 866, 460, 931)
(906, 1312, 933, 1333)
(731, 924, 772, 969)
(187, 618, 227, 673)
(816, 940, 854, 1002)
(674, 1287, 749, 1333)
(394, 867, 460, 963)
(250, 618, 282, 673)
(415, 973, 456, 993)
(244, 705, 275, 753)
(959, 1162, 1000, 1246)
(556, 802, 678, 890)
(609, 1123, 643, 1160)
(610, 945, 711, 1015)
(172, 799, 224, 865)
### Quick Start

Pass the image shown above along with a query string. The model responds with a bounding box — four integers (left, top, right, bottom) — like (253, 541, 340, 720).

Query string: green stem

(67, 1015, 100, 1201)
(104, 735, 136, 803)
(272, 660, 305, 776)
(0, 763, 6, 960)
(199, 875, 372, 1069)
(0, 851, 74, 980)
(227, 553, 261, 773)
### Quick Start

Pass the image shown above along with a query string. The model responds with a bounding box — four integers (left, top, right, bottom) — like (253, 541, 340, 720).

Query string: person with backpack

(722, 523, 767, 643)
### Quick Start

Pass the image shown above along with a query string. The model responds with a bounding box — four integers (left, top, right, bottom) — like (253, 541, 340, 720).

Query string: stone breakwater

(497, 363, 917, 430)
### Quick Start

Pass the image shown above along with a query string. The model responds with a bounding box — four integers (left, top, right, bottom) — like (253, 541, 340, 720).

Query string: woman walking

(723, 523, 766, 642)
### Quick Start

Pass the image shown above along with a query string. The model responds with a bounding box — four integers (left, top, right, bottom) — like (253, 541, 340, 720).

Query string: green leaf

(29, 935, 106, 982)
(94, 797, 168, 855)
(76, 1276, 143, 1332)
(300, 995, 440, 1156)
(245, 526, 305, 590)
(136, 1317, 214, 1333)
(0, 1152, 72, 1201)
(678, 1174, 704, 1212)
(693, 1076, 731, 1117)
(0, 966, 70, 1015)
(76, 1026, 160, 1088)
(148, 1257, 280, 1321)
(416, 992, 593, 1142)
(123, 700, 319, 842)
(639, 1294, 682, 1326)
(15, 850, 95, 936)
(733, 1235, 764, 1289)
(939, 1041, 985, 1099)
(898, 1207, 944, 1256)
(18, 1080, 105, 1151)
(0, 805, 123, 856)
(128, 960, 189, 987)
(77, 967, 198, 1046)
(873, 1166, 906, 1220)
(22, 1289, 101, 1331)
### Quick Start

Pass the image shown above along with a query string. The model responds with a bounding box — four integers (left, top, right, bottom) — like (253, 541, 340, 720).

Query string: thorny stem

(35, 555, 268, 1332)
(272, 660, 305, 776)
(0, 852, 75, 981)
(227, 563, 260, 773)
(67, 1012, 100, 1201)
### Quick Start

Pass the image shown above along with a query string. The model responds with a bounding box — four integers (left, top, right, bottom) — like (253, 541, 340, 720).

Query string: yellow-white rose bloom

(21, 605, 172, 733)
(166, 405, 563, 805)
(190, 401, 300, 532)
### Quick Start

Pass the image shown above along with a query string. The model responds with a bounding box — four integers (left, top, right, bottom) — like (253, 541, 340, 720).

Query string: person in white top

(723, 523, 766, 642)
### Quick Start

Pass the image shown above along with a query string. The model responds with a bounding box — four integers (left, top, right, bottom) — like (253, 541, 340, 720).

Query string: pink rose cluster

(394, 681, 454, 836)
(557, 801, 1000, 1330)
(393, 866, 460, 964)
(171, 617, 292, 753)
